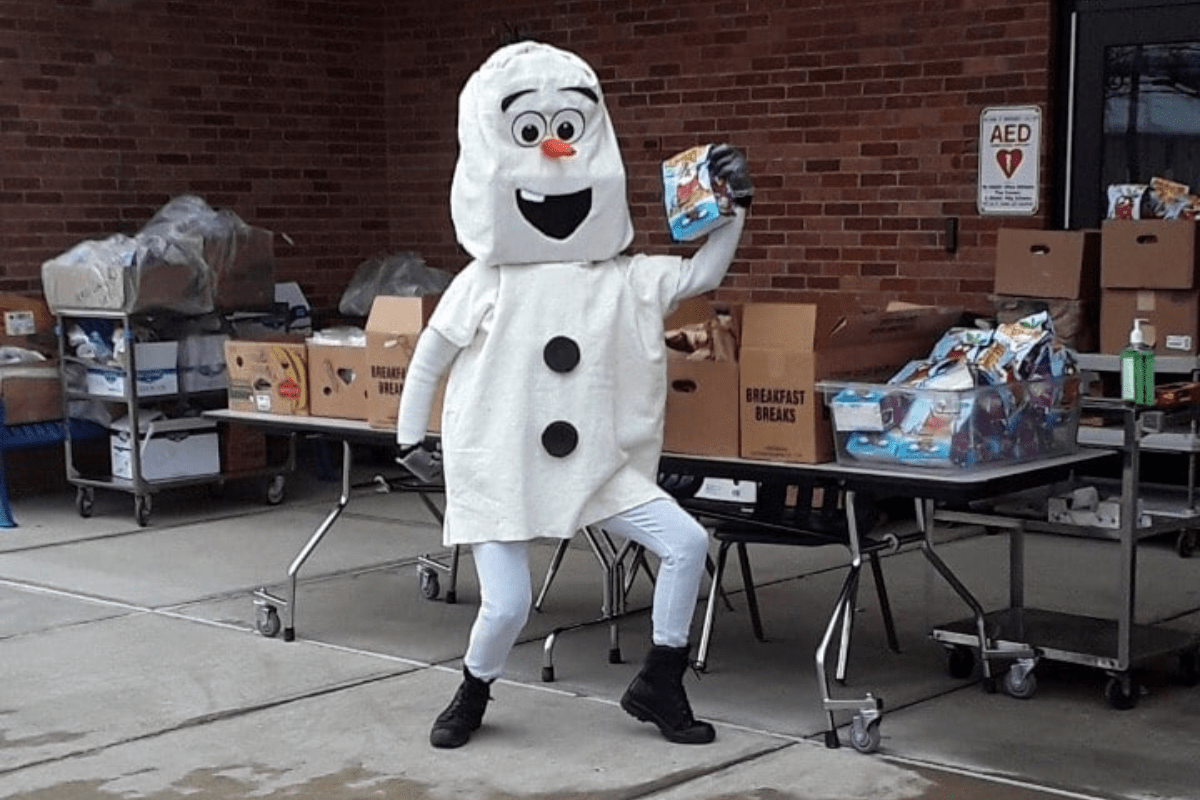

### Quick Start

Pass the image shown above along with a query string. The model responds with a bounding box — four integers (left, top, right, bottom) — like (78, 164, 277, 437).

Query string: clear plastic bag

(337, 252, 451, 317)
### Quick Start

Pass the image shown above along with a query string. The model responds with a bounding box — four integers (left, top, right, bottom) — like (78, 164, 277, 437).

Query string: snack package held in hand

(663, 145, 736, 242)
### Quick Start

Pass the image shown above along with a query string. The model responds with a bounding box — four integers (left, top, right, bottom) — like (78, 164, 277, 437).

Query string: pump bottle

(1120, 318, 1155, 406)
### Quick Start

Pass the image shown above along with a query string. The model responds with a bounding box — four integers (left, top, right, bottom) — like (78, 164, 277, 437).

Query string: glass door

(1064, 1, 1200, 228)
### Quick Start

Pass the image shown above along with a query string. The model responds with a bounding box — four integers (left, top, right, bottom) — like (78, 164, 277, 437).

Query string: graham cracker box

(225, 338, 309, 415)
(739, 302, 960, 463)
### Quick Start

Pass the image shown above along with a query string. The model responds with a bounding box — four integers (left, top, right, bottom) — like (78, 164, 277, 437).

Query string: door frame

(1060, 0, 1200, 229)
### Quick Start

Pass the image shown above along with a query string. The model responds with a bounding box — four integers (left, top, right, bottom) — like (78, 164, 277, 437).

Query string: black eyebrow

(501, 86, 598, 113)
(564, 86, 598, 103)
(501, 89, 535, 112)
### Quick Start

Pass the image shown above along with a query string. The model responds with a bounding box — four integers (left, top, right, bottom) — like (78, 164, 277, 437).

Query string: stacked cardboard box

(0, 293, 61, 425)
(1100, 219, 1200, 354)
(992, 228, 1101, 352)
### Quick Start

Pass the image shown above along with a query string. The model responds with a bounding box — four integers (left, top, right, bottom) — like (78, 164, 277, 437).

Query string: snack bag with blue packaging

(663, 145, 737, 242)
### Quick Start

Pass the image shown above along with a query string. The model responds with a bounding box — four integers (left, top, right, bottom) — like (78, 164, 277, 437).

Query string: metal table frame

(204, 409, 455, 642)
(659, 448, 1115, 752)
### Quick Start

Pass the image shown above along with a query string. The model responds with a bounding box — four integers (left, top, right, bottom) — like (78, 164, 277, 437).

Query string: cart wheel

(418, 566, 441, 600)
(946, 645, 975, 679)
(76, 487, 94, 518)
(849, 713, 882, 754)
(1105, 675, 1140, 709)
(1176, 530, 1197, 559)
(1179, 649, 1200, 687)
(256, 604, 281, 638)
(1003, 665, 1037, 699)
(134, 495, 151, 527)
(265, 475, 286, 506)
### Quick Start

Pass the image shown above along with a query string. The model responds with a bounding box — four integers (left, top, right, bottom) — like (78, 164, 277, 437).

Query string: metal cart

(931, 397, 1200, 708)
(57, 309, 291, 525)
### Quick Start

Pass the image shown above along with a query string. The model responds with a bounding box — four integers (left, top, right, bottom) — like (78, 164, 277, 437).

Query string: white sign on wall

(978, 105, 1041, 216)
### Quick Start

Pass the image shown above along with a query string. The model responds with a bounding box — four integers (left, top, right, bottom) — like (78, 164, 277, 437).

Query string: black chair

(684, 478, 902, 678)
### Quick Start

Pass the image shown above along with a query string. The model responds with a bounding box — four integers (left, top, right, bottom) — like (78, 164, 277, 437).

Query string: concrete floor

(2, 451, 1199, 800)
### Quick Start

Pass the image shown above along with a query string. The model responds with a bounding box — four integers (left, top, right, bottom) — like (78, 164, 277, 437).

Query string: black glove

(397, 441, 443, 484)
(708, 144, 754, 208)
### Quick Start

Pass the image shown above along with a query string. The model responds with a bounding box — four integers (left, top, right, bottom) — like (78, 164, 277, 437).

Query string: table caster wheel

(134, 494, 151, 527)
(1176, 530, 1197, 559)
(76, 487, 94, 518)
(418, 566, 440, 600)
(1105, 675, 1140, 709)
(1003, 664, 1037, 699)
(256, 603, 281, 638)
(266, 474, 286, 505)
(1179, 649, 1199, 687)
(946, 645, 975, 679)
(850, 713, 882, 753)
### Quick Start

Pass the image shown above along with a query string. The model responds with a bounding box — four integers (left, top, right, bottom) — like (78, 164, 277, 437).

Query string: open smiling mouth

(516, 188, 592, 240)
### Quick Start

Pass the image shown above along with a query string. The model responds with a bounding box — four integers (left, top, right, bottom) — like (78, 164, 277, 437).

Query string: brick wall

(0, 0, 394, 310)
(2, 0, 1056, 315)
(389, 0, 1057, 313)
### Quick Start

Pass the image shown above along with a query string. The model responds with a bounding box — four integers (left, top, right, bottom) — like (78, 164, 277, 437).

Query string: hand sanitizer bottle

(1120, 318, 1155, 406)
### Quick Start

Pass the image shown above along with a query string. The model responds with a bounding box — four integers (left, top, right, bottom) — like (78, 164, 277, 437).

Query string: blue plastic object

(1, 401, 105, 528)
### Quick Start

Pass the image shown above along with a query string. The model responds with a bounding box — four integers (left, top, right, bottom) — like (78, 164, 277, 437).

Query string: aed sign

(978, 105, 1041, 216)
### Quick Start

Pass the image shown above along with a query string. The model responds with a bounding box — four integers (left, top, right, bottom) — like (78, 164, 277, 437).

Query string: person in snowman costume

(396, 41, 752, 749)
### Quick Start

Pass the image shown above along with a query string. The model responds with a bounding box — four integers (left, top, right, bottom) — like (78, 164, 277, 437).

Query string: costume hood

(450, 42, 634, 266)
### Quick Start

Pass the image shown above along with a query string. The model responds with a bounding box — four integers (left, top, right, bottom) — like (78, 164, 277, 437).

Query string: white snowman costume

(397, 42, 746, 680)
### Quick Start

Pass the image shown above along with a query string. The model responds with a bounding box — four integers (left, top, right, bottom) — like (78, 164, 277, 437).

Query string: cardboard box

(85, 341, 179, 398)
(739, 302, 960, 463)
(0, 293, 55, 355)
(993, 228, 1100, 299)
(364, 296, 436, 430)
(662, 298, 740, 458)
(225, 339, 309, 415)
(220, 421, 269, 474)
(1101, 219, 1200, 289)
(308, 342, 369, 420)
(1100, 288, 1200, 354)
(177, 334, 228, 393)
(0, 364, 62, 425)
(110, 415, 220, 481)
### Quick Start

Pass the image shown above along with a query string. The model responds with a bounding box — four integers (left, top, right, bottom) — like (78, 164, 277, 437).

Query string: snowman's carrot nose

(541, 138, 576, 159)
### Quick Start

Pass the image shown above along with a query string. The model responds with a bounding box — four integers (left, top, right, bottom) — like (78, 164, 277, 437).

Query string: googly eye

(550, 109, 585, 144)
(512, 111, 547, 147)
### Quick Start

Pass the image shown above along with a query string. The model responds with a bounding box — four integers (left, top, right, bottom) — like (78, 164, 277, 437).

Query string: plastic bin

(820, 375, 1083, 470)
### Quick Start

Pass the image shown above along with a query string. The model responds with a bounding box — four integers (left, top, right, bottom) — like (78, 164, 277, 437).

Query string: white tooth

(519, 189, 545, 203)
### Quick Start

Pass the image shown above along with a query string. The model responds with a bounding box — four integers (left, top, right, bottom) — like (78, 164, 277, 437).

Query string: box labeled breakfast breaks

(822, 312, 1082, 470)
(662, 145, 736, 242)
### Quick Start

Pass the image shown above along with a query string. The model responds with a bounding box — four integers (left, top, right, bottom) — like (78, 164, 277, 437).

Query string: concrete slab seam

(881, 753, 1113, 800)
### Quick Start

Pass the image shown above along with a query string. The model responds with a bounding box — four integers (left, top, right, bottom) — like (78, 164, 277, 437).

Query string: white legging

(463, 498, 710, 681)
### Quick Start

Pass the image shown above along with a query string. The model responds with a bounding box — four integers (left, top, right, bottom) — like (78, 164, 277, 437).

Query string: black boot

(430, 666, 492, 748)
(620, 645, 715, 744)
